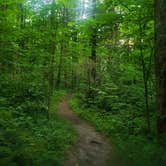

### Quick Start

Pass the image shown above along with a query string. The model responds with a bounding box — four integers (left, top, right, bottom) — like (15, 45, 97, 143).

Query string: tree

(155, 0, 166, 134)
(90, 0, 97, 85)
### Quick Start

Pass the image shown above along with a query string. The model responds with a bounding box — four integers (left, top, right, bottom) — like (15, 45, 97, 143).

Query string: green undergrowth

(0, 91, 76, 166)
(70, 95, 166, 166)
(50, 90, 67, 113)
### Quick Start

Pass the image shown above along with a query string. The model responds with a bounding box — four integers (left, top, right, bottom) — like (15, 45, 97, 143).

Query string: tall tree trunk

(47, 49, 56, 120)
(90, 0, 97, 85)
(56, 7, 68, 89)
(155, 0, 166, 134)
(139, 23, 151, 132)
(56, 43, 63, 89)
(47, 0, 56, 119)
(91, 29, 97, 84)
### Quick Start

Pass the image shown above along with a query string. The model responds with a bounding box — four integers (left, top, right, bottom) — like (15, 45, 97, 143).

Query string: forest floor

(57, 96, 120, 166)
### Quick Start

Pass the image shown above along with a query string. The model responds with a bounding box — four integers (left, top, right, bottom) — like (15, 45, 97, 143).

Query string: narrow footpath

(58, 96, 117, 166)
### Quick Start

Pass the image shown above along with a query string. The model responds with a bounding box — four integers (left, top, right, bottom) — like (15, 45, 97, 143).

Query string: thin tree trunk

(90, 0, 97, 85)
(56, 7, 68, 89)
(56, 43, 63, 89)
(47, 0, 56, 119)
(139, 23, 151, 132)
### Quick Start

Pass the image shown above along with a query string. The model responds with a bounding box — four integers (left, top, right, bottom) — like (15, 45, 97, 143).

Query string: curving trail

(58, 96, 117, 166)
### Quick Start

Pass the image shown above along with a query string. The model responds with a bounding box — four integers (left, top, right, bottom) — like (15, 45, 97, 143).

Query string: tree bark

(56, 43, 63, 89)
(139, 23, 151, 132)
(90, 0, 97, 85)
(47, 0, 56, 119)
(56, 7, 68, 89)
(155, 0, 166, 134)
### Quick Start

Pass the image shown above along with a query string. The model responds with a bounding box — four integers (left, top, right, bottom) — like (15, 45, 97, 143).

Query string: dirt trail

(57, 96, 114, 166)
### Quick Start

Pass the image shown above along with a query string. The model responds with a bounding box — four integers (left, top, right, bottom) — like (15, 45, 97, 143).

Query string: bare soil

(57, 96, 116, 166)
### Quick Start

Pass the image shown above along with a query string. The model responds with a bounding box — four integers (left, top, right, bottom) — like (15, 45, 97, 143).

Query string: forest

(0, 0, 166, 165)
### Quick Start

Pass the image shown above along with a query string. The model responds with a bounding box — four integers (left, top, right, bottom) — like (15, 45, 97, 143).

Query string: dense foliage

(0, 0, 166, 165)
(0, 88, 76, 165)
